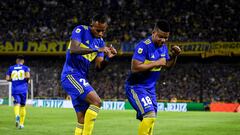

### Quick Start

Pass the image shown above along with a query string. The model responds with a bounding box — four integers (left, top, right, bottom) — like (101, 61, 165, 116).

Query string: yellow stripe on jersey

(68, 41, 98, 62)
(67, 75, 84, 94)
(80, 43, 98, 62)
(79, 43, 89, 49)
(131, 89, 144, 114)
(82, 53, 97, 62)
(144, 60, 162, 71)
(68, 41, 71, 49)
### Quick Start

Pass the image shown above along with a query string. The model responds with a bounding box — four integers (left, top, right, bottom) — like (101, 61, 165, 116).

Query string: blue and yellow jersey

(6, 64, 30, 94)
(126, 36, 170, 88)
(61, 25, 105, 81)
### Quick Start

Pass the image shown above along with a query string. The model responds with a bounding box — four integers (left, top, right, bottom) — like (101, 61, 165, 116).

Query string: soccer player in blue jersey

(125, 20, 181, 135)
(6, 55, 30, 129)
(61, 13, 117, 135)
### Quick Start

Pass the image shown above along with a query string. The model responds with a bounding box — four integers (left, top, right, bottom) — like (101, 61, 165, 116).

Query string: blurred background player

(6, 55, 30, 129)
(61, 13, 117, 135)
(125, 20, 181, 135)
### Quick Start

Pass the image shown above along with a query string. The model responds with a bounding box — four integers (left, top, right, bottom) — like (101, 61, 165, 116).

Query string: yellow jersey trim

(144, 59, 162, 71)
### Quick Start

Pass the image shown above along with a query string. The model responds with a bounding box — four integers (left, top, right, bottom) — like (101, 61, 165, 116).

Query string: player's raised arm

(165, 45, 181, 68)
(69, 40, 101, 55)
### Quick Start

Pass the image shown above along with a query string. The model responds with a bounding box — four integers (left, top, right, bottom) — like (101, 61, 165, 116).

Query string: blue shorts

(125, 84, 157, 120)
(61, 74, 94, 112)
(12, 93, 27, 105)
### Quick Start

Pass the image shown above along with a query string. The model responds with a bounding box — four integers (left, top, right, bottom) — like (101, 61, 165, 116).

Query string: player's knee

(91, 99, 101, 108)
(143, 111, 156, 118)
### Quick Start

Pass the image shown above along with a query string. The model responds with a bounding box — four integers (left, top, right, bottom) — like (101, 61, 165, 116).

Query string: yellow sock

(82, 105, 100, 135)
(138, 118, 156, 135)
(19, 106, 26, 125)
(75, 123, 83, 135)
(14, 105, 20, 117)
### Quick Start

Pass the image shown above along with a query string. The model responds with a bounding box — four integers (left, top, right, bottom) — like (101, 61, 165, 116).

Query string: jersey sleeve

(24, 66, 30, 72)
(161, 44, 170, 60)
(97, 51, 104, 58)
(132, 42, 147, 62)
(96, 39, 105, 58)
(70, 26, 84, 42)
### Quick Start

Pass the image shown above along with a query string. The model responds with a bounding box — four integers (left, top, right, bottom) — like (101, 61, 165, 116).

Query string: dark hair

(16, 55, 24, 60)
(91, 13, 108, 24)
(154, 20, 170, 32)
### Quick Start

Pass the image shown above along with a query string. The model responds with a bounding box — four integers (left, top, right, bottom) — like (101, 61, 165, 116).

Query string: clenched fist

(171, 45, 181, 56)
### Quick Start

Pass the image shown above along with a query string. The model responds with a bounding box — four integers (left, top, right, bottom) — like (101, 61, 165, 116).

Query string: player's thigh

(61, 75, 94, 100)
(126, 86, 155, 115)
(151, 94, 158, 113)
(12, 94, 21, 105)
(71, 96, 90, 113)
(148, 87, 158, 113)
(19, 93, 27, 106)
(61, 75, 95, 112)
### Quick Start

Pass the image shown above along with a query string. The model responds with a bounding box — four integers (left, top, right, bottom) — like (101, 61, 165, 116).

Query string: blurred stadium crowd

(1, 0, 239, 42)
(0, 0, 239, 103)
(1, 57, 239, 103)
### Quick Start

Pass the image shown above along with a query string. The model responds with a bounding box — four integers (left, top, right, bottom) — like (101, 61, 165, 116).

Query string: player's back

(7, 64, 29, 94)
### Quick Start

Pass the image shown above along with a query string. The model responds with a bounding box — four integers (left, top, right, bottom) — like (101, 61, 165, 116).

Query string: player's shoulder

(9, 64, 20, 70)
(22, 65, 30, 71)
(15, 64, 30, 70)
(135, 42, 147, 55)
(8, 65, 15, 70)
(72, 25, 89, 33)
(136, 37, 152, 48)
(143, 38, 152, 45)
(23, 65, 30, 69)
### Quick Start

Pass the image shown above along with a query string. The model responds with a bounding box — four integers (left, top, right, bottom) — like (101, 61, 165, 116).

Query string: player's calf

(83, 104, 100, 135)
(19, 106, 26, 126)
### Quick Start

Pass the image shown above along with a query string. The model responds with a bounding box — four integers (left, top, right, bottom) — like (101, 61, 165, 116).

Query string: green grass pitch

(0, 106, 239, 135)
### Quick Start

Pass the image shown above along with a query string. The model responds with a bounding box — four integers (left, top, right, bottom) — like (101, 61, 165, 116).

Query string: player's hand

(98, 47, 111, 54)
(106, 44, 117, 58)
(171, 45, 181, 56)
(155, 58, 166, 67)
